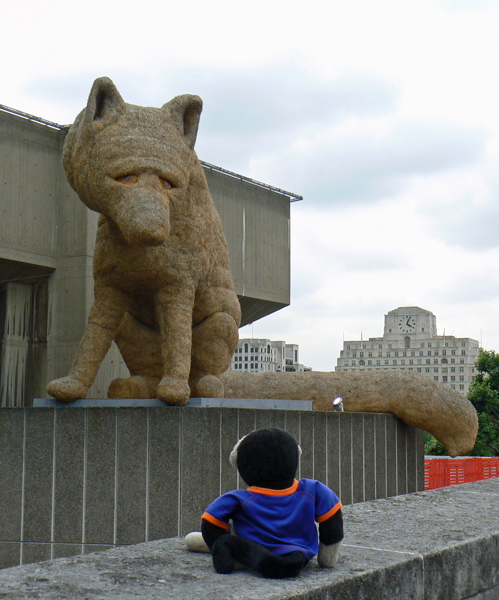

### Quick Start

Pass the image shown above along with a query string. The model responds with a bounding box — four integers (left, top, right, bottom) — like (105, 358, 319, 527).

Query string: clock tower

(383, 307, 437, 340)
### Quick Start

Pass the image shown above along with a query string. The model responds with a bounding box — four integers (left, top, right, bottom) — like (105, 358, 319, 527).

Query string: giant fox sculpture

(47, 77, 241, 405)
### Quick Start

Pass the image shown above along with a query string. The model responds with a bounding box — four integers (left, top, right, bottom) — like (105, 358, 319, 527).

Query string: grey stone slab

(34, 398, 165, 408)
(374, 414, 387, 499)
(466, 585, 499, 600)
(53, 408, 84, 543)
(312, 411, 327, 485)
(180, 407, 221, 535)
(148, 407, 181, 540)
(21, 542, 51, 566)
(326, 412, 341, 493)
(282, 411, 301, 479)
(363, 414, 376, 501)
(23, 409, 54, 543)
(385, 415, 397, 498)
(188, 398, 313, 411)
(339, 413, 353, 505)
(396, 419, 408, 495)
(424, 536, 499, 600)
(269, 409, 286, 430)
(116, 408, 148, 545)
(0, 410, 24, 541)
(0, 543, 20, 570)
(84, 408, 116, 545)
(0, 537, 424, 600)
(235, 409, 257, 489)
(2, 480, 498, 599)
(220, 409, 238, 495)
(84, 544, 114, 555)
(352, 414, 365, 504)
(254, 410, 272, 430)
(299, 412, 314, 480)
(53, 544, 83, 559)
(236, 409, 257, 439)
(406, 423, 418, 493)
(415, 427, 425, 491)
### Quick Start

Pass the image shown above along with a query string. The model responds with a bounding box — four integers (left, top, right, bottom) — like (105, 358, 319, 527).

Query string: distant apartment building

(230, 338, 311, 373)
(335, 307, 480, 395)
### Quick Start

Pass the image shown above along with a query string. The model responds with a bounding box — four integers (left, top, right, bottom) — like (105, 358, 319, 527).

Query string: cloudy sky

(3, 0, 499, 370)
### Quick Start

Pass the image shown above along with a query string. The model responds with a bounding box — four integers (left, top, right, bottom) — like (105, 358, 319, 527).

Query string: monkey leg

(190, 312, 239, 398)
(211, 534, 308, 578)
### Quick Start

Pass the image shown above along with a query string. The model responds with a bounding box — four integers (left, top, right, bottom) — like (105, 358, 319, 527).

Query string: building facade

(335, 307, 480, 395)
(230, 338, 311, 373)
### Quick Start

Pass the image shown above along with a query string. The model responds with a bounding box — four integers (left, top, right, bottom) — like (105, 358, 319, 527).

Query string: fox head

(63, 77, 203, 245)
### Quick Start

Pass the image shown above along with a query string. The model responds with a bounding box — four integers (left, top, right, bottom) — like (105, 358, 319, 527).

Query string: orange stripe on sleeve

(316, 501, 342, 523)
(201, 512, 229, 530)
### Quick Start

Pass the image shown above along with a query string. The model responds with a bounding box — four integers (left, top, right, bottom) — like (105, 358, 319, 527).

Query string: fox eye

(116, 174, 138, 184)
(160, 178, 174, 190)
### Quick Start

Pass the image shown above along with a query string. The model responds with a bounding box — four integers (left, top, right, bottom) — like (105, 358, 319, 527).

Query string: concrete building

(230, 338, 311, 373)
(0, 104, 301, 406)
(335, 306, 480, 395)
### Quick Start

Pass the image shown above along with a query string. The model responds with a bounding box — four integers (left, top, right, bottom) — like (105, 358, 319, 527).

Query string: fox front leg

(47, 284, 127, 402)
(155, 285, 195, 406)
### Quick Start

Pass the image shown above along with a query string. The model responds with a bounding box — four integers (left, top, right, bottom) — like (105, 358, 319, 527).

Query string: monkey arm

(317, 509, 343, 568)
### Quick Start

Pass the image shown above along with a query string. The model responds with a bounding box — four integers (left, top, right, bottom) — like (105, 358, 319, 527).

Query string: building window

(434, 376, 438, 381)
(434, 359, 438, 364)
(417, 368, 421, 373)
(405, 337, 410, 348)
(442, 376, 447, 382)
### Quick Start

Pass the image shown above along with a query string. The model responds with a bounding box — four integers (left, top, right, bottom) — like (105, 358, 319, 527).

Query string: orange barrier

(425, 457, 499, 490)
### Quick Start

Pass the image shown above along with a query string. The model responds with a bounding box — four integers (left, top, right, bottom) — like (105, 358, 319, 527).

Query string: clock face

(398, 315, 416, 333)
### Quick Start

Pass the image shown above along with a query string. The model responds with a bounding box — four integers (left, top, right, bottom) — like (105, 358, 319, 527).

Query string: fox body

(47, 77, 241, 405)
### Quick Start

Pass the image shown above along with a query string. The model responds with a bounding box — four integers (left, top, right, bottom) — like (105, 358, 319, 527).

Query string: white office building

(335, 307, 480, 395)
(230, 338, 311, 373)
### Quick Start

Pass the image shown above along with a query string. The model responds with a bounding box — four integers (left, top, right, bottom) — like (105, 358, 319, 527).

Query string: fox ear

(85, 77, 126, 127)
(164, 94, 203, 150)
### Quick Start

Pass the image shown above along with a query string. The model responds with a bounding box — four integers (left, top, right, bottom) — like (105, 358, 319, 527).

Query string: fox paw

(157, 377, 190, 406)
(190, 375, 224, 398)
(47, 376, 88, 402)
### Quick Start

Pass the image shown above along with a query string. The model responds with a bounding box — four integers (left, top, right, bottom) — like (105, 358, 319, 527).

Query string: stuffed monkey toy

(186, 427, 343, 578)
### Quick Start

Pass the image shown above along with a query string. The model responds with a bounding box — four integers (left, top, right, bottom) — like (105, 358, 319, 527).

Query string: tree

(466, 350, 499, 456)
(424, 349, 499, 456)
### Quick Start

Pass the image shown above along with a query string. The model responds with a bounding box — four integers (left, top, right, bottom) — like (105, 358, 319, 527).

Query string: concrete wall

(1, 481, 497, 600)
(0, 108, 295, 406)
(0, 407, 424, 569)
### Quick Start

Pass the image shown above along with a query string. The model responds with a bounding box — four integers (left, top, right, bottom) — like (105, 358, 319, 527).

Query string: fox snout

(110, 189, 170, 246)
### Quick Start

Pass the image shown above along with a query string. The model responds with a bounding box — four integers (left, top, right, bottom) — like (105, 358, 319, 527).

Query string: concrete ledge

(1, 479, 498, 600)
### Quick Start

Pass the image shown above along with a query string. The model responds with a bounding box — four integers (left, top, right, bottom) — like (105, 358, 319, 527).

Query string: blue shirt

(202, 478, 342, 560)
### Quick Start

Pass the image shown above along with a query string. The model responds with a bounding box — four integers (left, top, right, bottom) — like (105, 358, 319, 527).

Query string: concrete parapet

(0, 479, 497, 599)
(0, 405, 424, 569)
